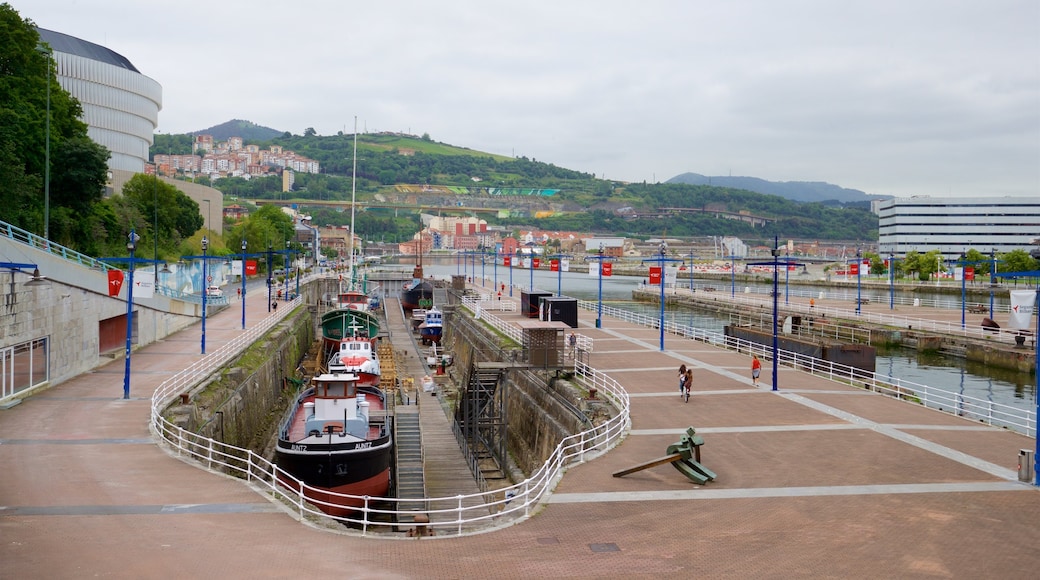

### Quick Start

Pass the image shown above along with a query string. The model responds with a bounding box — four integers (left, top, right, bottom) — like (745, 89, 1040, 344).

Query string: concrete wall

(168, 306, 316, 453)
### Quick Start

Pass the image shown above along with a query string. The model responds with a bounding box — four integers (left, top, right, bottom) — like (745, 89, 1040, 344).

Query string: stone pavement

(1, 287, 1039, 579)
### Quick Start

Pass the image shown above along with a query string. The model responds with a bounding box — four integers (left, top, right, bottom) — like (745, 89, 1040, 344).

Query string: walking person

(751, 355, 761, 386)
(683, 368, 693, 403)
(568, 332, 577, 359)
(678, 364, 687, 397)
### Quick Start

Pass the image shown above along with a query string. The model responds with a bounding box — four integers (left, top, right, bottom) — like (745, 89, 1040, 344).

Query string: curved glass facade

(38, 29, 162, 173)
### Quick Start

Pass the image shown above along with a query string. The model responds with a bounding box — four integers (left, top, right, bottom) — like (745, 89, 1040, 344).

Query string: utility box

(1019, 449, 1034, 483)
(518, 321, 568, 367)
(539, 296, 579, 328)
(451, 275, 466, 291)
(521, 290, 552, 318)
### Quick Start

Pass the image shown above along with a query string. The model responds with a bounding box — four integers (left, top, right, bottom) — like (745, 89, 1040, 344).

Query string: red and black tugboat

(275, 371, 392, 517)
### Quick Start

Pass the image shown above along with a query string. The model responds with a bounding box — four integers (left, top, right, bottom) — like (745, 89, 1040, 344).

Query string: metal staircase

(393, 408, 425, 511)
(454, 362, 508, 484)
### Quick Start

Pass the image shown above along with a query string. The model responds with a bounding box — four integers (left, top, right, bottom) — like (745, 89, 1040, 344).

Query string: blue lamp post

(507, 251, 514, 296)
(585, 248, 614, 329)
(481, 248, 486, 287)
(266, 243, 273, 312)
(993, 269, 1040, 486)
(123, 231, 139, 398)
(989, 249, 999, 319)
(493, 248, 498, 292)
(529, 249, 536, 291)
(955, 254, 990, 329)
(889, 253, 895, 310)
(101, 231, 170, 398)
(240, 240, 248, 329)
(747, 237, 803, 392)
(201, 236, 209, 354)
(545, 251, 572, 296)
(855, 248, 863, 315)
(642, 243, 683, 351)
(688, 247, 695, 293)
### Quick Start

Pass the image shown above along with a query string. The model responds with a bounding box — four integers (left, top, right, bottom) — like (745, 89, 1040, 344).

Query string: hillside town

(153, 134, 320, 183)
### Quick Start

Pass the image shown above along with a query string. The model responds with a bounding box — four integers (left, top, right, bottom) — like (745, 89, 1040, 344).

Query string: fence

(578, 299, 1036, 437)
(151, 295, 629, 536)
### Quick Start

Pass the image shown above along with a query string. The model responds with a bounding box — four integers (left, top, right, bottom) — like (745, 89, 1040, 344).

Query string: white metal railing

(151, 295, 629, 536)
(639, 285, 1033, 348)
(577, 299, 1036, 436)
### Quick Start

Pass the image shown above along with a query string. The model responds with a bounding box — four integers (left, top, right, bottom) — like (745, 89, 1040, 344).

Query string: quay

(633, 283, 1039, 373)
(1, 277, 1039, 578)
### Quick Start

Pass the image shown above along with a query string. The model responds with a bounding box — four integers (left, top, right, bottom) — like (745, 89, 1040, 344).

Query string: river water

(401, 256, 1037, 415)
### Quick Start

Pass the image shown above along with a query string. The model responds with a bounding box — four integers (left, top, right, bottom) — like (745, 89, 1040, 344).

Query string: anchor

(612, 427, 716, 485)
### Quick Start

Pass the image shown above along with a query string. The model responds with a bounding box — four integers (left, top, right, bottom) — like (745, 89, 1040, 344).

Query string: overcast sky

(26, 0, 1040, 198)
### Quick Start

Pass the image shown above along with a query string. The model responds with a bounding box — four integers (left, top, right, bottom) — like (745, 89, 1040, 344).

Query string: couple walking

(678, 364, 692, 400)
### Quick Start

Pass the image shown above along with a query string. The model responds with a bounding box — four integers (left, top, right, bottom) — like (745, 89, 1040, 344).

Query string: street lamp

(688, 247, 695, 293)
(266, 242, 273, 313)
(529, 249, 536, 291)
(989, 248, 998, 319)
(36, 44, 52, 241)
(122, 230, 140, 399)
(888, 254, 896, 310)
(241, 239, 247, 330)
(481, 248, 486, 287)
(493, 248, 498, 293)
(855, 248, 862, 315)
(960, 253, 967, 328)
(201, 236, 208, 354)
(747, 237, 804, 392)
(642, 243, 682, 351)
(585, 248, 613, 329)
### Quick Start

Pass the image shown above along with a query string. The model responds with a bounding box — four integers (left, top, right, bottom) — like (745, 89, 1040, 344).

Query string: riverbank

(632, 286, 1037, 374)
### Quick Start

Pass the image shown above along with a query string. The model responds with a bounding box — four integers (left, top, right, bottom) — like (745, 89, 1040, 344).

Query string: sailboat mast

(349, 116, 358, 290)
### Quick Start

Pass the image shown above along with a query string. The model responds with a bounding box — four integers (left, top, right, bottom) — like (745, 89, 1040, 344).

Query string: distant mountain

(195, 119, 282, 142)
(667, 172, 882, 204)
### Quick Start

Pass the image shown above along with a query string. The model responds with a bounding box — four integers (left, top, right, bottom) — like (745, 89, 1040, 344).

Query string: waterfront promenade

(1, 285, 1039, 579)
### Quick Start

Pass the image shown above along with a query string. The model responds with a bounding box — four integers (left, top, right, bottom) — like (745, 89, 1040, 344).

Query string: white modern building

(36, 28, 162, 173)
(876, 196, 1040, 259)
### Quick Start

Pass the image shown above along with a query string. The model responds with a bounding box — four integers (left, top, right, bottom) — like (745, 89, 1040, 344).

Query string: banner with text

(1009, 290, 1036, 330)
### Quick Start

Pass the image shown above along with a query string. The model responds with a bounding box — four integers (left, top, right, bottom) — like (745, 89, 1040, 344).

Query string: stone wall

(444, 308, 589, 477)
(168, 304, 316, 454)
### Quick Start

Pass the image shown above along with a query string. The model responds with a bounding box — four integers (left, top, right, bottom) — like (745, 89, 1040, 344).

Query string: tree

(118, 174, 202, 260)
(999, 249, 1038, 274)
(0, 4, 107, 246)
(304, 127, 316, 137)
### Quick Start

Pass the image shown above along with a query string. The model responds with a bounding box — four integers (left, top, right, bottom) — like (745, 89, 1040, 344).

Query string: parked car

(206, 286, 223, 297)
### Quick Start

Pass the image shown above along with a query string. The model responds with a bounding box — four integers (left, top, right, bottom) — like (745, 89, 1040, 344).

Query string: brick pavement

(1, 287, 1039, 579)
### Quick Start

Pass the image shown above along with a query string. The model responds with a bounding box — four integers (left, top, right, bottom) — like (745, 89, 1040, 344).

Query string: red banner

(503, 256, 511, 267)
(602, 262, 613, 277)
(532, 258, 540, 269)
(648, 266, 662, 284)
(550, 259, 559, 272)
(245, 260, 258, 276)
(849, 263, 859, 275)
(965, 266, 975, 281)
(107, 269, 124, 297)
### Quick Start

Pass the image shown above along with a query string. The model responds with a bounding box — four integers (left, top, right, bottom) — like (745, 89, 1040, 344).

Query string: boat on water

(275, 371, 392, 517)
(418, 305, 443, 345)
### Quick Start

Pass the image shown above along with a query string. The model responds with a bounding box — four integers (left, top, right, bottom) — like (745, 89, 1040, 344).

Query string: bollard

(1018, 449, 1034, 483)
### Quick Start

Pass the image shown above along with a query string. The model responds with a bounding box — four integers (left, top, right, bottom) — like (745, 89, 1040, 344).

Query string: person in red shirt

(751, 355, 762, 386)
